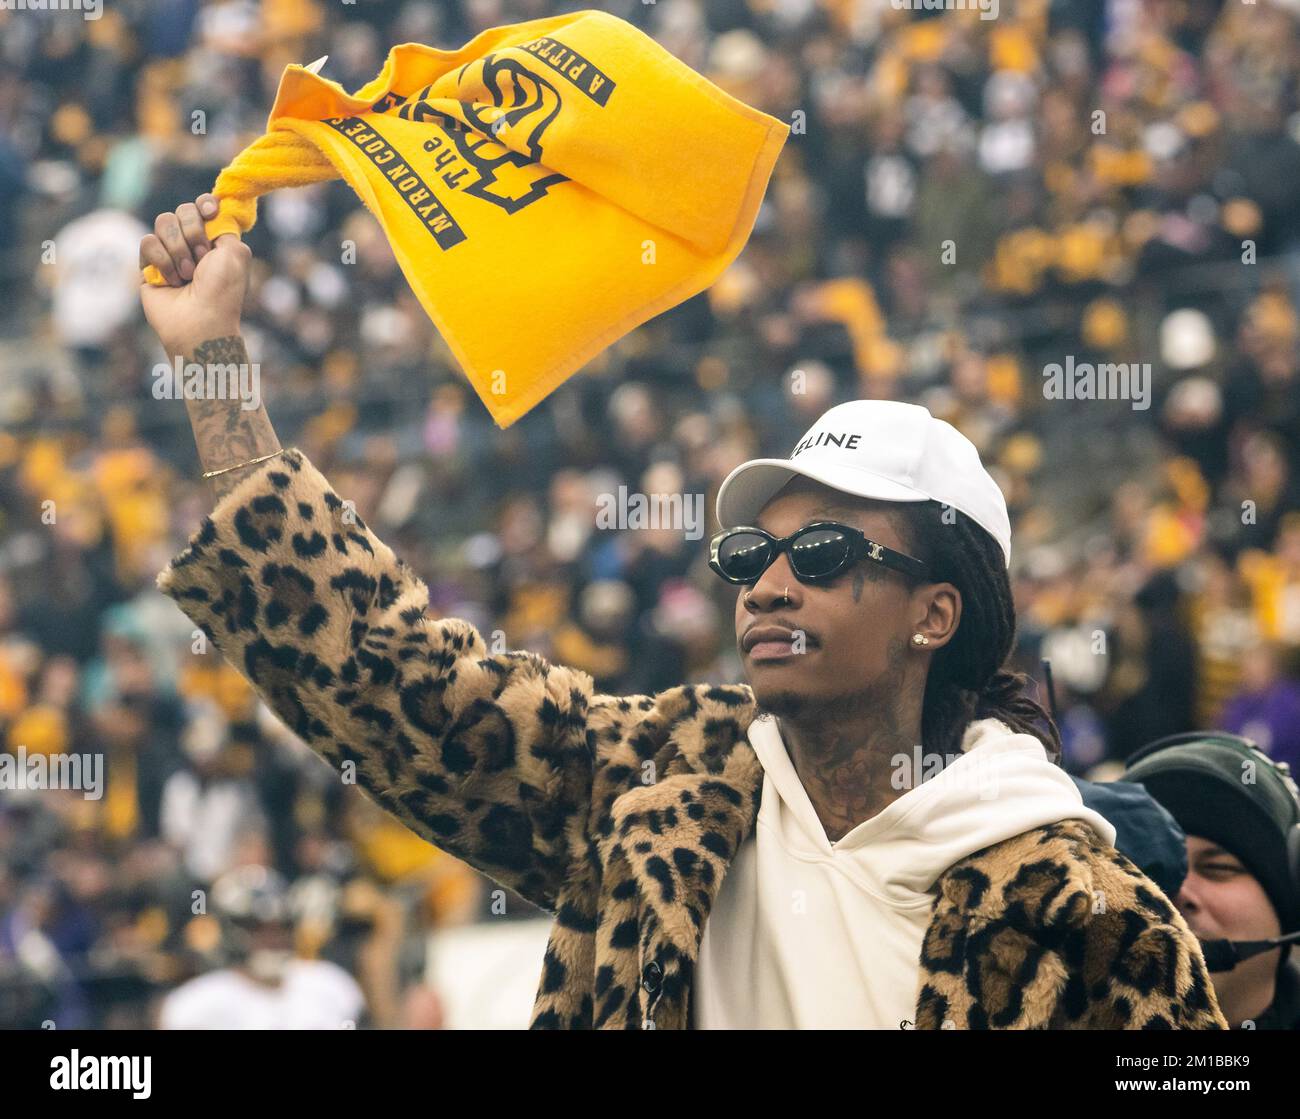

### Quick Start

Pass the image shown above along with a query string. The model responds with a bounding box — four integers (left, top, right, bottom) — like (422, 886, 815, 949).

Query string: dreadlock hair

(890, 500, 1062, 763)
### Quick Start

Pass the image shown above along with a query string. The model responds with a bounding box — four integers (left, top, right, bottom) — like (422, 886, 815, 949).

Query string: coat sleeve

(1084, 836, 1228, 1029)
(157, 448, 595, 912)
(1096, 887, 1229, 1029)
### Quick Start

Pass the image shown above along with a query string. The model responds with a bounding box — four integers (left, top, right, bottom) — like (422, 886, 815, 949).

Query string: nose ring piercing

(744, 586, 791, 608)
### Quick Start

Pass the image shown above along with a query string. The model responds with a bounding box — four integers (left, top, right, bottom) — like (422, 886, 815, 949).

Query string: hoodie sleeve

(157, 448, 594, 912)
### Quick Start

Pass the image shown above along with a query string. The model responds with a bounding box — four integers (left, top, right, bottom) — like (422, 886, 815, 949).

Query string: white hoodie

(694, 714, 1117, 1029)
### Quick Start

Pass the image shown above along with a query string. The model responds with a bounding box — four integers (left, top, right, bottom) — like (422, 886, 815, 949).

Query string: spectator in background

(159, 702, 263, 884)
(158, 865, 365, 1029)
(42, 209, 150, 371)
(1220, 642, 1300, 777)
(1126, 733, 1300, 1030)
(1103, 571, 1198, 758)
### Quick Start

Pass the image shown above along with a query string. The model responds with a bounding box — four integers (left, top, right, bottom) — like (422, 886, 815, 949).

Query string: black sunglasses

(708, 521, 930, 586)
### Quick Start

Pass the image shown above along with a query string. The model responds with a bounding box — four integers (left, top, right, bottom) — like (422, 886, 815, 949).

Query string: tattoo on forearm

(182, 335, 280, 501)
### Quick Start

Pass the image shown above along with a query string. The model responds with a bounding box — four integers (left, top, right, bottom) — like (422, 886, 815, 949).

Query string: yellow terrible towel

(142, 9, 789, 427)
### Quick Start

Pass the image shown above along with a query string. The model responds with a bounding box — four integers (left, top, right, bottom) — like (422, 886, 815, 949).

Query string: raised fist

(138, 193, 251, 356)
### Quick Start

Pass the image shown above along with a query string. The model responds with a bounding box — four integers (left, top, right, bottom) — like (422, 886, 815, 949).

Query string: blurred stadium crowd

(2, 0, 1300, 1027)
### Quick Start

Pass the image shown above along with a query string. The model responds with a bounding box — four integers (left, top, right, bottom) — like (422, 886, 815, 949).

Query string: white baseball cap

(715, 400, 1012, 567)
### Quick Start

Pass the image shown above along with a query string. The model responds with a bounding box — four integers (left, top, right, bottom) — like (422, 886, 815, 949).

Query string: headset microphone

(1199, 929, 1300, 973)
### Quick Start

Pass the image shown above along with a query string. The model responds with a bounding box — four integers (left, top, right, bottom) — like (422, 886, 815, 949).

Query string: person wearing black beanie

(1125, 732, 1300, 1029)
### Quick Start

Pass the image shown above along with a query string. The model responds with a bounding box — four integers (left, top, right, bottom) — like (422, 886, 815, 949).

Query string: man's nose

(743, 552, 801, 611)
(1175, 874, 1202, 917)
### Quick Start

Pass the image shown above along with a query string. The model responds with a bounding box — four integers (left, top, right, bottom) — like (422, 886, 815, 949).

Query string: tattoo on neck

(781, 635, 923, 841)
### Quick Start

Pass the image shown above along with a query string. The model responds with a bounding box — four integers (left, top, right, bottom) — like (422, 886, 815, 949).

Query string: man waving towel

(137, 222, 1225, 1030)
(141, 9, 788, 426)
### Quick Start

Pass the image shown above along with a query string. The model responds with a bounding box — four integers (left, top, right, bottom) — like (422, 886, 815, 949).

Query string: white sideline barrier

(425, 917, 553, 1029)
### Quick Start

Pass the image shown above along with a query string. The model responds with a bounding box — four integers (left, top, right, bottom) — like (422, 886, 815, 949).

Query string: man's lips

(741, 624, 814, 660)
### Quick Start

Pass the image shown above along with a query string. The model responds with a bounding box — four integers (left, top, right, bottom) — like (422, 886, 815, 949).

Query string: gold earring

(912, 633, 929, 646)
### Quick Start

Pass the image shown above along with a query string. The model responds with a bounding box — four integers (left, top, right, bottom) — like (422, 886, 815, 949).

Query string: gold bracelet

(201, 448, 287, 480)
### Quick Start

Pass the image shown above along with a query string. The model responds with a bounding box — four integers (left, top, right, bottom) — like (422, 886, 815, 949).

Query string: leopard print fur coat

(157, 449, 1226, 1030)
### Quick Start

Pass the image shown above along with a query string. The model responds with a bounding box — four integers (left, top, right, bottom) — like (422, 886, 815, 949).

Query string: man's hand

(139, 192, 280, 501)
(139, 193, 251, 356)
